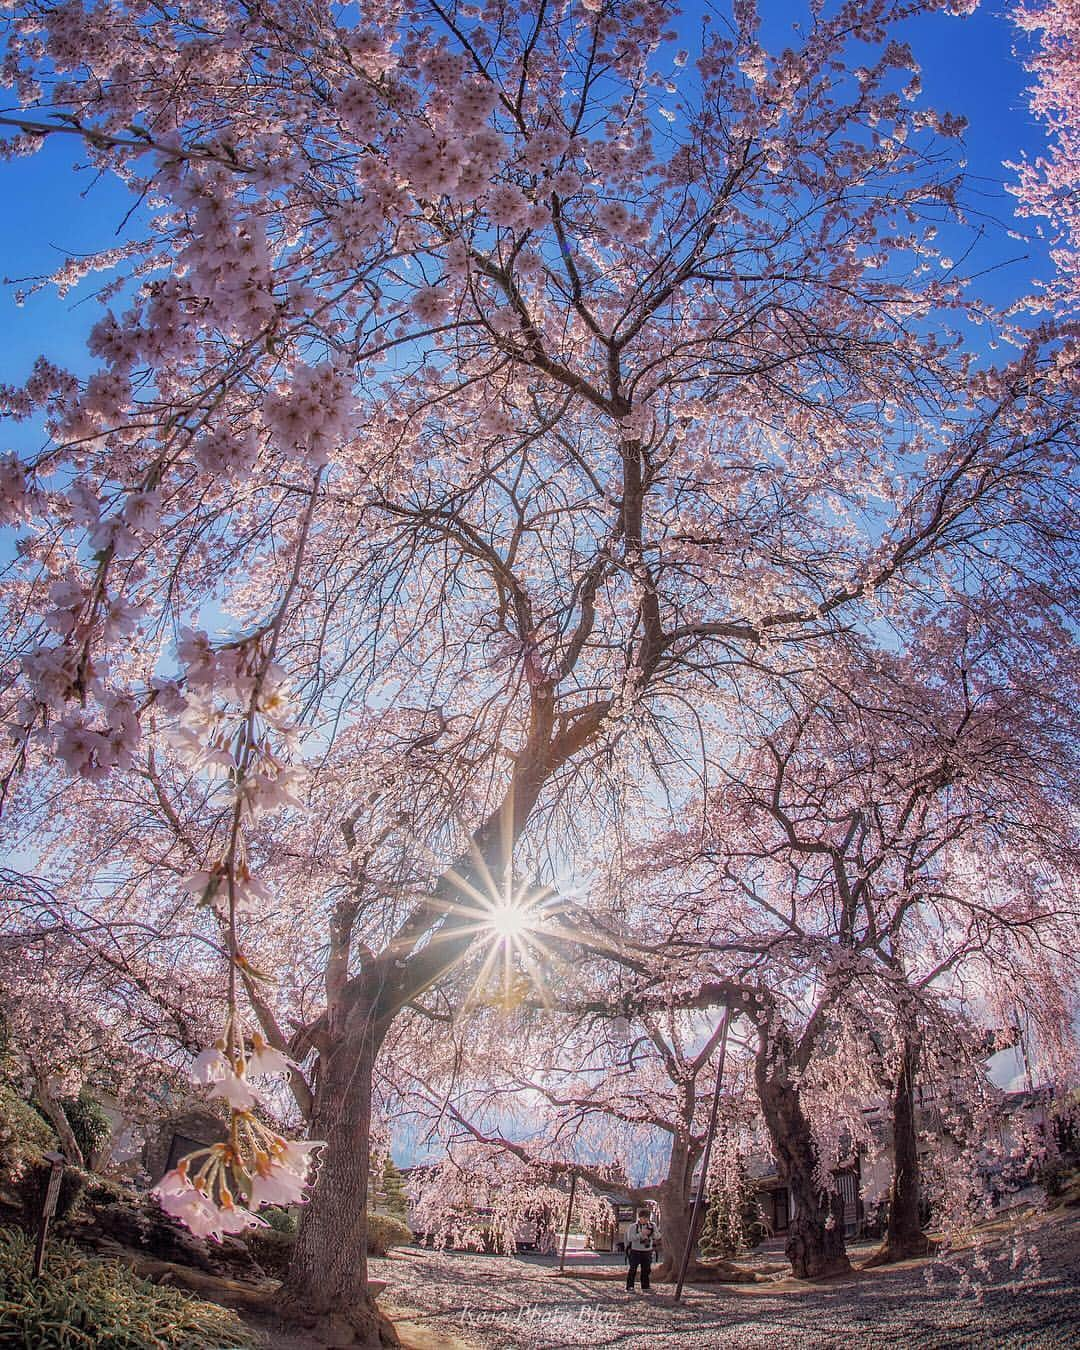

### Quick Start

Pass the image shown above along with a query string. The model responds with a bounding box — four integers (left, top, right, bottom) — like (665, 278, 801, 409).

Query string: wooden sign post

(33, 1151, 66, 1278)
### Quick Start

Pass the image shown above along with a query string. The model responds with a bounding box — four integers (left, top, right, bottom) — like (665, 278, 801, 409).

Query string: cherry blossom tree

(1, 0, 1077, 1340)
(0, 888, 196, 1165)
(391, 990, 759, 1282)
(1011, 0, 1080, 309)
(407, 1142, 611, 1256)
(619, 610, 1080, 1272)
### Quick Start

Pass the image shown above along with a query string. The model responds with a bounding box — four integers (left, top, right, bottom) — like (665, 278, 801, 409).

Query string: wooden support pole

(558, 1170, 578, 1274)
(33, 1151, 66, 1278)
(673, 1008, 733, 1302)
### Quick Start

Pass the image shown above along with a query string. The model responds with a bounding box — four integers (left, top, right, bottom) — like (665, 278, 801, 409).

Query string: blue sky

(0, 2, 1054, 1163)
(0, 1, 1052, 403)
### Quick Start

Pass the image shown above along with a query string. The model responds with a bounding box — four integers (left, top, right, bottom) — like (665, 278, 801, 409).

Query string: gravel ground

(371, 1212, 1080, 1349)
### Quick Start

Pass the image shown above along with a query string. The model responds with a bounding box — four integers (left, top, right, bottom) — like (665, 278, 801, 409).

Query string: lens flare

(486, 902, 535, 940)
(396, 791, 606, 1009)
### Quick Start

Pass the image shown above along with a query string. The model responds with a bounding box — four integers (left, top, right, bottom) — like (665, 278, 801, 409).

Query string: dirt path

(368, 1210, 1080, 1349)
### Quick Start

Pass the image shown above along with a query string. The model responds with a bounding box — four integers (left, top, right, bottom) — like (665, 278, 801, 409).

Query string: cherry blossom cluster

(262, 362, 356, 470)
(153, 1031, 321, 1241)
(15, 641, 143, 782)
(169, 628, 308, 837)
(1010, 0, 1080, 309)
(152, 624, 325, 1237)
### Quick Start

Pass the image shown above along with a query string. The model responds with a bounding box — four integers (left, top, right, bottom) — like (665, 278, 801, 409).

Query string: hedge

(366, 1213, 412, 1256)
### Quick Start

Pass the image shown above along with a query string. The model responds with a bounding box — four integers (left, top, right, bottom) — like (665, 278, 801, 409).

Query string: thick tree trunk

(870, 1034, 934, 1264)
(279, 1008, 396, 1348)
(648, 1123, 694, 1283)
(652, 1180, 694, 1282)
(755, 1067, 850, 1279)
(653, 1178, 753, 1284)
(651, 1129, 723, 1285)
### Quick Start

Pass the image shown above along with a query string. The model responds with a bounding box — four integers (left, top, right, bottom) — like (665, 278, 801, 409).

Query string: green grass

(0, 1227, 259, 1348)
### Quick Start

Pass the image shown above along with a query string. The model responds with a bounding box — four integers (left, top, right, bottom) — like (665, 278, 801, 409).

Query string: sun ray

(369, 796, 586, 1005)
(514, 938, 559, 1010)
(460, 933, 509, 1011)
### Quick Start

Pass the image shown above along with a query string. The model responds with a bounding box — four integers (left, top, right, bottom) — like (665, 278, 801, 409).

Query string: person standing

(624, 1207, 658, 1292)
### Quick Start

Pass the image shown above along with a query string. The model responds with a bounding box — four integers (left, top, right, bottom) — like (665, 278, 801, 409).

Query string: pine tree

(699, 1156, 757, 1260)
(375, 1155, 408, 1221)
(698, 1192, 733, 1261)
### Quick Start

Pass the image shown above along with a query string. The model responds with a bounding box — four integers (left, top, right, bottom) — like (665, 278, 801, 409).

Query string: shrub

(18, 1159, 88, 1224)
(245, 1211, 411, 1276)
(260, 1205, 298, 1234)
(0, 1226, 257, 1348)
(698, 1164, 765, 1259)
(0, 1084, 56, 1184)
(367, 1212, 412, 1256)
(373, 1155, 409, 1221)
(60, 1090, 113, 1166)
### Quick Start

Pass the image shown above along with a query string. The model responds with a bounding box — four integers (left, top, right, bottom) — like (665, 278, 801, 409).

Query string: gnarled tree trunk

(651, 1133, 694, 1283)
(279, 1002, 396, 1348)
(651, 1134, 764, 1286)
(755, 1049, 850, 1279)
(652, 1200, 692, 1282)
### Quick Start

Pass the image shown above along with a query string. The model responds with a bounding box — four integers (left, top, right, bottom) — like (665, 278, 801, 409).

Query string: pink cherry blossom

(1010, 0, 1080, 309)
(247, 1039, 293, 1077)
(191, 1045, 229, 1084)
(215, 1199, 267, 1236)
(274, 1139, 323, 1176)
(208, 1069, 266, 1112)
(154, 1181, 229, 1239)
(409, 285, 451, 325)
(248, 1159, 310, 1207)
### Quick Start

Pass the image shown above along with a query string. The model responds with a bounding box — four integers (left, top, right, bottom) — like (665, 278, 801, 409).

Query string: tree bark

(652, 1177, 695, 1282)
(649, 1128, 720, 1285)
(755, 1058, 850, 1279)
(873, 1033, 934, 1263)
(653, 1176, 755, 1284)
(279, 1004, 397, 1348)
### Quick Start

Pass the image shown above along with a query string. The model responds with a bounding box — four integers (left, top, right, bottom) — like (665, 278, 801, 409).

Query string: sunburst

(454, 869, 569, 1009)
(383, 792, 619, 1009)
